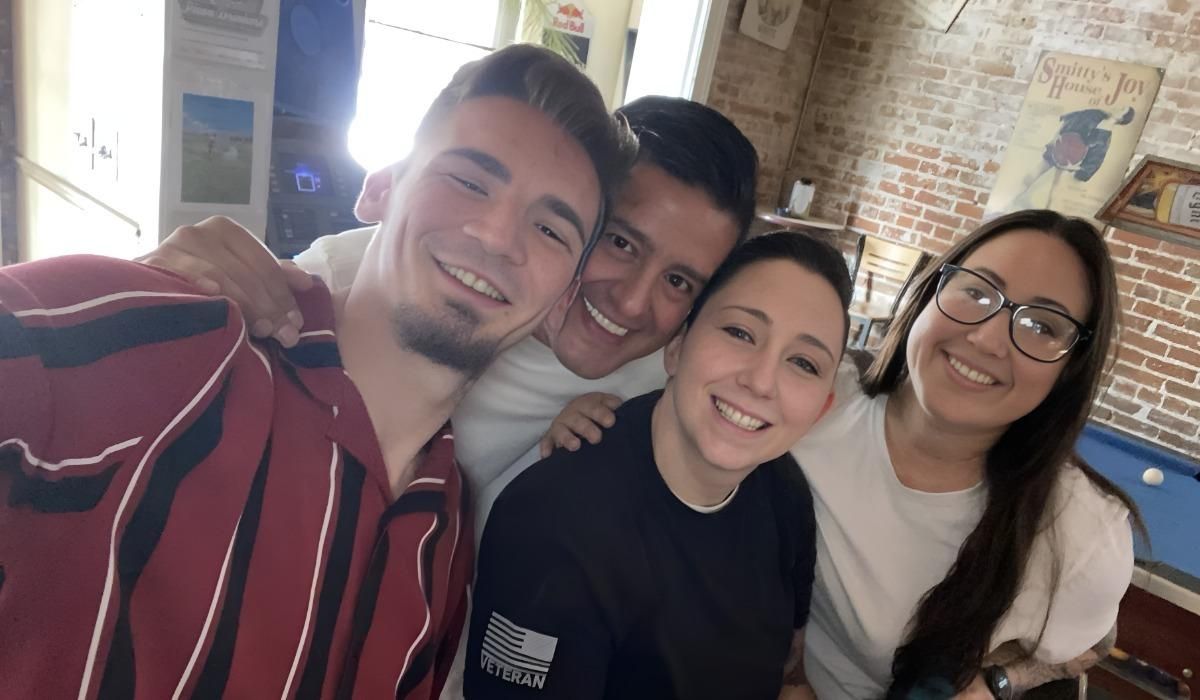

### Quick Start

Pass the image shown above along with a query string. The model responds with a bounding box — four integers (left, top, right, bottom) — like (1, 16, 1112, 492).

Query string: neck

(650, 389, 751, 508)
(333, 287, 472, 499)
(883, 381, 1002, 493)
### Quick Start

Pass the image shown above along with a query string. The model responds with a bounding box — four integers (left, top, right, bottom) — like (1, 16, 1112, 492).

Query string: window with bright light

(348, 1, 500, 171)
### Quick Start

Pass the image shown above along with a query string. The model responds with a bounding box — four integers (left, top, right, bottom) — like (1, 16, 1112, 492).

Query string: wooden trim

(688, 0, 729, 104)
(0, 0, 17, 264)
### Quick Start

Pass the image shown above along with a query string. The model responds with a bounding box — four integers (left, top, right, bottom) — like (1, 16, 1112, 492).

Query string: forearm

(780, 628, 814, 699)
(990, 624, 1116, 693)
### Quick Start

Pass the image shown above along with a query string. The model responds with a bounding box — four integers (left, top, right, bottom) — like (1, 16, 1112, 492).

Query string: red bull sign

(549, 2, 592, 38)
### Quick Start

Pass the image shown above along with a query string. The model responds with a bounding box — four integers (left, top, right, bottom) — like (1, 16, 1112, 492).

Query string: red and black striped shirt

(0, 255, 472, 699)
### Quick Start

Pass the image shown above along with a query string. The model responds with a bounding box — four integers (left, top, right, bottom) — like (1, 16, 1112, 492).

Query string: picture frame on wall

(898, 0, 971, 33)
(1097, 155, 1200, 251)
(985, 51, 1163, 224)
(739, 0, 802, 51)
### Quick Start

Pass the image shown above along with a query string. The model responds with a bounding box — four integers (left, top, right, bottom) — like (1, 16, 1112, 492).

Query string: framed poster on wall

(1097, 155, 1200, 250)
(986, 52, 1163, 223)
(739, 0, 801, 51)
(898, 0, 971, 32)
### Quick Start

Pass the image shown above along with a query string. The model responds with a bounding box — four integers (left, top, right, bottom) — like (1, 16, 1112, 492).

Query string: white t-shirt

(293, 225, 668, 491)
(792, 362, 1134, 699)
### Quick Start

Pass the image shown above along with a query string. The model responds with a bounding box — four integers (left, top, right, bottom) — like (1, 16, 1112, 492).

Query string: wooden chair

(847, 235, 931, 349)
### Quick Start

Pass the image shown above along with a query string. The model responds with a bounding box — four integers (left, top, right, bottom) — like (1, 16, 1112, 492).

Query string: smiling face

(353, 96, 602, 374)
(541, 162, 740, 379)
(660, 258, 845, 474)
(905, 229, 1092, 435)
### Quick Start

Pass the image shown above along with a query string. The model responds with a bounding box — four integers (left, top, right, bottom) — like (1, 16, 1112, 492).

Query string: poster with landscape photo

(181, 93, 254, 205)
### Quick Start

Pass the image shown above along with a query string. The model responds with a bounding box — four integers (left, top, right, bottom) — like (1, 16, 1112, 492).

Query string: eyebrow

(447, 148, 586, 245)
(723, 305, 836, 362)
(444, 148, 511, 182)
(972, 266, 1072, 314)
(541, 196, 586, 245)
(610, 217, 712, 286)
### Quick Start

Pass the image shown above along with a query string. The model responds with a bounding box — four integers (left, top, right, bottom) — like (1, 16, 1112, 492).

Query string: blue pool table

(1077, 423, 1199, 699)
(1077, 422, 1200, 584)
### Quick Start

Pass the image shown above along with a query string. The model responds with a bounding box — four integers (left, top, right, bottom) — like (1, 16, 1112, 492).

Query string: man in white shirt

(147, 96, 759, 506)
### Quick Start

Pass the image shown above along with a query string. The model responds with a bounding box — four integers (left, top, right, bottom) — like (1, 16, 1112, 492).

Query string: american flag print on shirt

(479, 612, 558, 689)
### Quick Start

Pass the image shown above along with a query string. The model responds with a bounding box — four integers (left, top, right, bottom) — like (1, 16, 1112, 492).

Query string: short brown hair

(418, 44, 638, 248)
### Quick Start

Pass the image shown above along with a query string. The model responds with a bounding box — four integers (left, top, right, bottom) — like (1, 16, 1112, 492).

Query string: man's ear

(663, 326, 687, 379)
(540, 277, 581, 341)
(354, 166, 399, 223)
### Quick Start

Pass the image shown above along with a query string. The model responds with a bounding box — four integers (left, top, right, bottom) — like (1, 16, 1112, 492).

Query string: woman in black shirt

(465, 232, 853, 700)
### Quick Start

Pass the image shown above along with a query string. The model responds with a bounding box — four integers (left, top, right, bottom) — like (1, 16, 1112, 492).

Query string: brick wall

(710, 0, 1200, 455)
(787, 0, 1200, 453)
(707, 0, 832, 208)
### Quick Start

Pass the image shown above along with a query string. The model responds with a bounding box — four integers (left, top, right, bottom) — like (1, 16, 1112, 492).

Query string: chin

(697, 442, 764, 474)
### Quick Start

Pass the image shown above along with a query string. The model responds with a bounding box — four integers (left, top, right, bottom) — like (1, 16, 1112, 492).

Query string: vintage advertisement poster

(739, 0, 802, 51)
(986, 52, 1163, 221)
(898, 0, 971, 32)
(1098, 155, 1200, 250)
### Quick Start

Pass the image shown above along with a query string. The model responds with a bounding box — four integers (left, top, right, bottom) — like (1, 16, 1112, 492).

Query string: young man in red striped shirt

(0, 45, 635, 699)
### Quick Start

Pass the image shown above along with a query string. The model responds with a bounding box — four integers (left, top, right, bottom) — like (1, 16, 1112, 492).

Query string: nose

(737, 350, 777, 400)
(966, 310, 1011, 358)
(609, 264, 656, 322)
(462, 198, 527, 266)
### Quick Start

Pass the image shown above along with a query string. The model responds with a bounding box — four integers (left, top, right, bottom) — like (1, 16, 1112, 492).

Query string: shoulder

(760, 453, 813, 507)
(1, 256, 240, 354)
(3, 254, 209, 303)
(293, 225, 375, 290)
(489, 415, 645, 542)
(1044, 463, 1133, 578)
(497, 440, 633, 514)
(756, 453, 816, 537)
(605, 350, 668, 398)
(1, 256, 249, 464)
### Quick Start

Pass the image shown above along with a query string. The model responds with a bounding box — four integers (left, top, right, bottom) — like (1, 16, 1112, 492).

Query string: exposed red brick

(953, 201, 986, 220)
(1153, 324, 1200, 348)
(1145, 269, 1197, 295)
(1132, 301, 1189, 327)
(1167, 344, 1200, 369)
(905, 143, 942, 159)
(914, 190, 952, 209)
(1157, 431, 1199, 454)
(1165, 380, 1200, 405)
(1122, 332, 1169, 357)
(1146, 358, 1199, 383)
(884, 153, 921, 170)
(1109, 228, 1162, 249)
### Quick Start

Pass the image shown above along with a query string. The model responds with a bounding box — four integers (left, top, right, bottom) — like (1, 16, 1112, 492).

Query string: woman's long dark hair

(865, 210, 1145, 696)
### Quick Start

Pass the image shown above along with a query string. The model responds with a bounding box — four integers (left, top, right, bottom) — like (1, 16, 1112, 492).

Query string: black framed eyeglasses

(934, 264, 1092, 363)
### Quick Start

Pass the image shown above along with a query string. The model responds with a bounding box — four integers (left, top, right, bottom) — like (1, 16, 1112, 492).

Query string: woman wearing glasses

(795, 209, 1141, 699)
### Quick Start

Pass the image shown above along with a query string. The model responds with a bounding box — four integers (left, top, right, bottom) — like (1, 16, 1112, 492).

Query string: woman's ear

(663, 326, 687, 378)
(354, 165, 400, 223)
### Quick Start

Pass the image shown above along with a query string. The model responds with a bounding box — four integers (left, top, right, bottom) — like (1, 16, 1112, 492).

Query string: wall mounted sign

(1098, 155, 1200, 250)
(987, 51, 1163, 223)
(739, 0, 802, 51)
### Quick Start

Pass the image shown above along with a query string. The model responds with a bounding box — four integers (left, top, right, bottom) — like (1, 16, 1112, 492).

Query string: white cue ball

(1142, 467, 1164, 486)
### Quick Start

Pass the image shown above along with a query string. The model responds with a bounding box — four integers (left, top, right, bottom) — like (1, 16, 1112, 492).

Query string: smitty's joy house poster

(987, 52, 1162, 221)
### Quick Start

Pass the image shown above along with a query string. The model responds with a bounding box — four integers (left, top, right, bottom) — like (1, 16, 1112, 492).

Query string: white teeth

(583, 297, 629, 337)
(947, 355, 997, 386)
(714, 398, 767, 431)
(438, 262, 506, 302)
